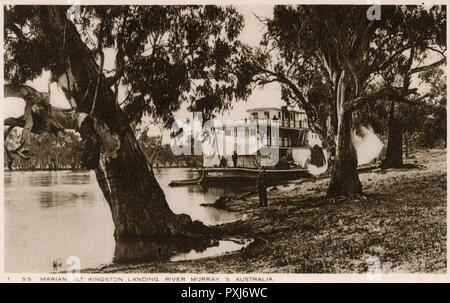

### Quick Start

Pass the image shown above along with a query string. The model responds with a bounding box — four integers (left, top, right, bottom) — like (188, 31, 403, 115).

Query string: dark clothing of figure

(275, 157, 290, 169)
(257, 169, 268, 207)
(258, 188, 267, 207)
(219, 157, 227, 168)
(232, 152, 238, 168)
(310, 145, 326, 167)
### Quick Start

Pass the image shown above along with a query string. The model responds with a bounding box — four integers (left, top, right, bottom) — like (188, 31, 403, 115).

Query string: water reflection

(171, 239, 252, 262)
(38, 191, 95, 208)
(114, 238, 251, 264)
(113, 238, 218, 263)
(114, 241, 174, 263)
(4, 169, 253, 272)
(153, 168, 251, 225)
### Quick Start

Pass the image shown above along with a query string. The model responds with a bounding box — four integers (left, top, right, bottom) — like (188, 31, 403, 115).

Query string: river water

(4, 169, 254, 273)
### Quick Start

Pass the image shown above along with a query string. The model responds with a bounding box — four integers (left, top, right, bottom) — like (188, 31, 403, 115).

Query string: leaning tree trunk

(327, 110, 363, 197)
(40, 7, 213, 245)
(382, 101, 403, 169)
(327, 76, 362, 197)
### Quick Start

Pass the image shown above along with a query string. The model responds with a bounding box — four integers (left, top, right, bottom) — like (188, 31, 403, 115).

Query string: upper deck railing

(221, 119, 309, 131)
(259, 119, 308, 129)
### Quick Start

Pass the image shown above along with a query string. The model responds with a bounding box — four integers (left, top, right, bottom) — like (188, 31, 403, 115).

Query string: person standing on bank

(232, 150, 238, 168)
(257, 166, 268, 207)
(219, 156, 227, 168)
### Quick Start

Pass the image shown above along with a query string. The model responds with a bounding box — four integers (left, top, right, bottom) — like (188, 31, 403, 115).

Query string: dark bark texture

(382, 101, 404, 169)
(39, 7, 213, 244)
(327, 110, 363, 197)
(327, 75, 363, 197)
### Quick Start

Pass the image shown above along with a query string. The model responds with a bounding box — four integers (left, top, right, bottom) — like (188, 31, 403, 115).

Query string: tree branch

(346, 86, 424, 112)
(426, 45, 446, 57)
(259, 68, 324, 136)
(4, 116, 26, 128)
(4, 84, 42, 105)
(408, 58, 446, 75)
(5, 23, 28, 43)
(104, 69, 125, 88)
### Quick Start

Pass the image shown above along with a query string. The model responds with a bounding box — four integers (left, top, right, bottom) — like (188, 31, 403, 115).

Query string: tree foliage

(236, 5, 446, 196)
(5, 5, 249, 128)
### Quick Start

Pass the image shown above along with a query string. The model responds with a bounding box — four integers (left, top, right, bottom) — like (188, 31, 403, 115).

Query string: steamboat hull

(195, 167, 311, 185)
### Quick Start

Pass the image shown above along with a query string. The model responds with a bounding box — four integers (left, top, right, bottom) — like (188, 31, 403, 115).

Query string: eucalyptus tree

(380, 6, 446, 168)
(243, 5, 446, 196)
(4, 5, 247, 243)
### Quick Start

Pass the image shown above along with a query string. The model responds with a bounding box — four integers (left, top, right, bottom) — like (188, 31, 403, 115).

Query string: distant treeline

(4, 129, 83, 171)
(4, 128, 201, 171)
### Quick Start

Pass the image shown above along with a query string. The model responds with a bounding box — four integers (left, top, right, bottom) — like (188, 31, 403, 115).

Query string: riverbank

(87, 148, 446, 273)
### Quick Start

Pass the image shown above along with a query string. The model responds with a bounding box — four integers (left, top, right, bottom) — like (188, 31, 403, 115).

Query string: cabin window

(264, 111, 270, 119)
(251, 112, 258, 119)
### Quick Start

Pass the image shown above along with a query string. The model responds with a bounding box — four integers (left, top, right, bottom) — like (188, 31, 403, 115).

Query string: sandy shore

(86, 149, 446, 273)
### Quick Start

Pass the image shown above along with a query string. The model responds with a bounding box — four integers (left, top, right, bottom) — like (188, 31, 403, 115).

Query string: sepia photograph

(1, 1, 447, 281)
